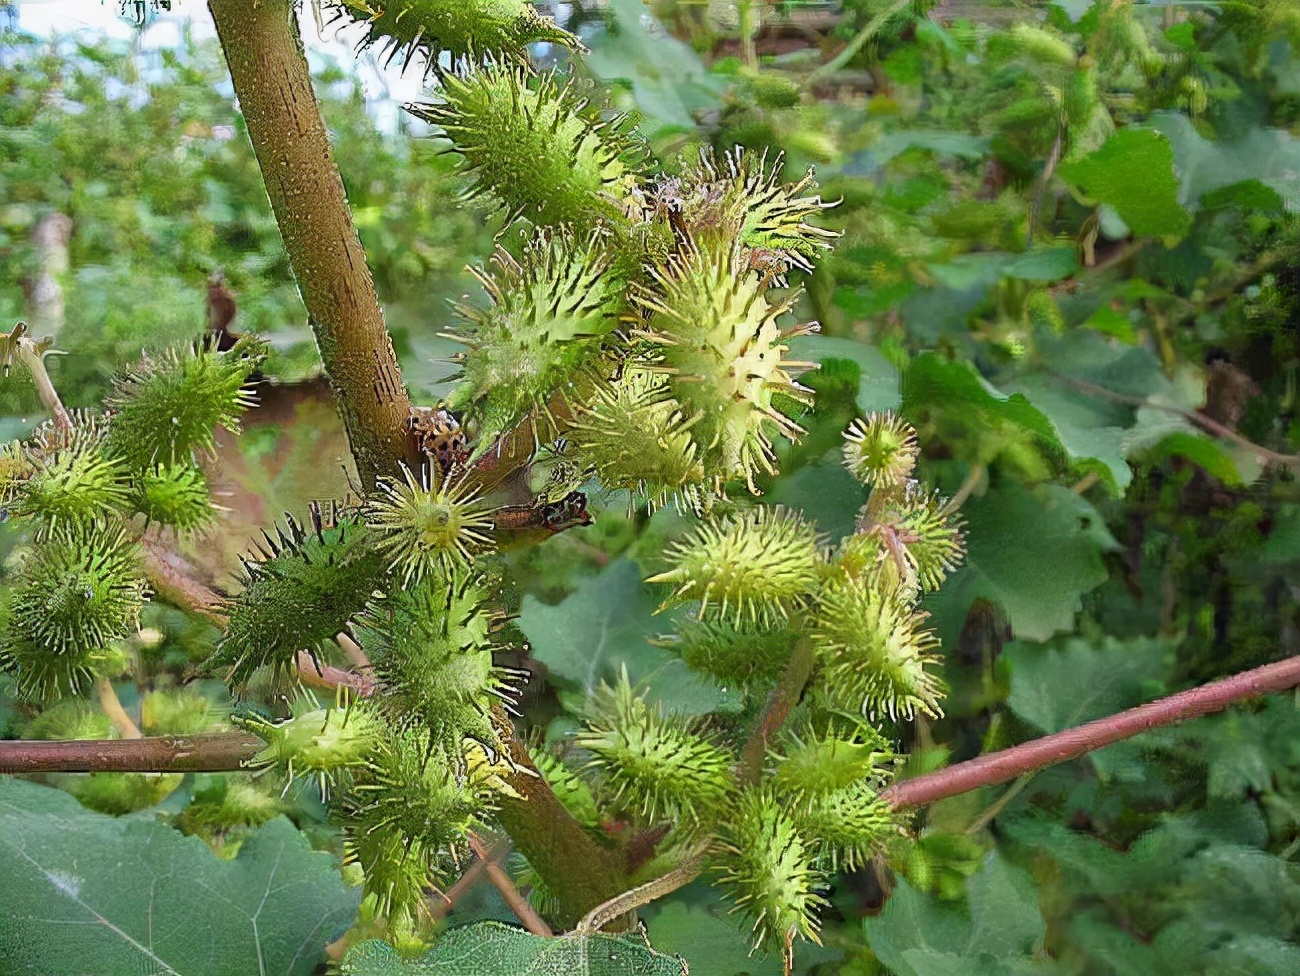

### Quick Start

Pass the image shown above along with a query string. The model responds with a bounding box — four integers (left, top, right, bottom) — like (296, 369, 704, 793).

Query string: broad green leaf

(1001, 374, 1131, 493)
(584, 0, 724, 136)
(866, 853, 1053, 976)
(1150, 111, 1300, 213)
(842, 129, 990, 173)
(642, 892, 783, 976)
(903, 353, 1067, 471)
(788, 334, 902, 415)
(1005, 636, 1171, 734)
(0, 776, 357, 976)
(766, 456, 868, 543)
(519, 559, 735, 715)
(925, 482, 1115, 643)
(340, 923, 686, 976)
(1058, 129, 1192, 240)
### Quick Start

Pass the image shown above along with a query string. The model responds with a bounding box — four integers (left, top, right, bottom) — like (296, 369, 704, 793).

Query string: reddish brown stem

(10, 656, 1300, 810)
(0, 732, 263, 774)
(469, 833, 553, 937)
(881, 654, 1300, 809)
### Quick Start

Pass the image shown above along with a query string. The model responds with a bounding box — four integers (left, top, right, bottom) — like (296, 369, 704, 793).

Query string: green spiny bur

(358, 573, 508, 748)
(331, 0, 582, 68)
(0, 523, 144, 699)
(105, 340, 261, 469)
(208, 511, 388, 689)
(410, 62, 645, 230)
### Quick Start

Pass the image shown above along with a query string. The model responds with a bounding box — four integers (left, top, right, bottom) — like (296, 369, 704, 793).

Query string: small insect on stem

(492, 491, 593, 535)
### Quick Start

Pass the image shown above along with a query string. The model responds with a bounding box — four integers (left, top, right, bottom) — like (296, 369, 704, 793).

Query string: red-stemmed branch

(7, 653, 1300, 805)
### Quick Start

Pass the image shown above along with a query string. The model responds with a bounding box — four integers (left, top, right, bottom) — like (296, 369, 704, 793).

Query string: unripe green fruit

(0, 525, 144, 700)
(130, 463, 215, 532)
(410, 62, 645, 229)
(648, 507, 823, 625)
(105, 340, 261, 469)
(332, 0, 581, 67)
(208, 510, 389, 689)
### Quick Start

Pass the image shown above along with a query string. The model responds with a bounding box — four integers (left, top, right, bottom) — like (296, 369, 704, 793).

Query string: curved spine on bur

(576, 671, 735, 827)
(716, 789, 827, 963)
(809, 579, 945, 722)
(568, 367, 707, 509)
(679, 147, 840, 272)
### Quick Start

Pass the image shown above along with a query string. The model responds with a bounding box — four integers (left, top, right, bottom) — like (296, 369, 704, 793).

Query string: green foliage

(340, 922, 687, 975)
(5, 2, 1300, 974)
(0, 776, 358, 976)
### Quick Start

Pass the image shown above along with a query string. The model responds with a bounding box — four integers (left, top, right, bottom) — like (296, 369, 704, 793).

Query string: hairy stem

(207, 0, 413, 488)
(575, 845, 709, 935)
(739, 635, 816, 784)
(493, 719, 629, 929)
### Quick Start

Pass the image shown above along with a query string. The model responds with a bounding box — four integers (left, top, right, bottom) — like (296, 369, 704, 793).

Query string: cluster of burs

(0, 0, 965, 960)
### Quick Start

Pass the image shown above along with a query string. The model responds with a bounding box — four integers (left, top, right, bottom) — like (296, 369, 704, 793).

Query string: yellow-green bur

(340, 923, 686, 975)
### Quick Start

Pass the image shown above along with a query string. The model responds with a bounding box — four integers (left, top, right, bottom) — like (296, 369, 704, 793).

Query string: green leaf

(340, 923, 687, 975)
(903, 353, 1066, 468)
(866, 853, 1053, 976)
(519, 559, 736, 716)
(643, 891, 783, 976)
(1005, 636, 1171, 734)
(1002, 374, 1131, 492)
(584, 0, 724, 136)
(1150, 111, 1300, 213)
(0, 776, 357, 976)
(788, 335, 902, 415)
(925, 482, 1116, 644)
(1058, 129, 1192, 240)
(1002, 247, 1079, 282)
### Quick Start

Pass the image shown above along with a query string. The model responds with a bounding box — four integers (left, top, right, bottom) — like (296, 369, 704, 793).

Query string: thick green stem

(495, 720, 630, 929)
(738, 636, 817, 784)
(207, 0, 413, 488)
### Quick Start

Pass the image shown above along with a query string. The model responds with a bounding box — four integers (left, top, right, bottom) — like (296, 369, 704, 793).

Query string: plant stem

(739, 636, 817, 784)
(493, 720, 630, 929)
(14, 654, 1300, 812)
(881, 653, 1300, 808)
(574, 846, 709, 935)
(468, 833, 553, 936)
(0, 732, 263, 774)
(95, 678, 143, 739)
(207, 0, 414, 489)
(2, 322, 70, 432)
(804, 0, 912, 88)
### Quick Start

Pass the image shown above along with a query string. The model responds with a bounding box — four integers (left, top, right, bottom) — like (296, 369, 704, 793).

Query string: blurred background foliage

(2, 0, 1300, 973)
